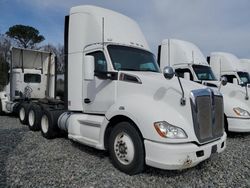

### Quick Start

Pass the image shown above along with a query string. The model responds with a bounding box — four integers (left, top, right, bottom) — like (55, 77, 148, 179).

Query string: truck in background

(0, 47, 56, 130)
(208, 52, 250, 87)
(240, 59, 250, 76)
(10, 6, 226, 175)
(158, 39, 250, 133)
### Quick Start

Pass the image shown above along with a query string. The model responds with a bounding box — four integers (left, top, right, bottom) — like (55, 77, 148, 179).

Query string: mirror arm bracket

(245, 85, 249, 100)
(177, 75, 186, 106)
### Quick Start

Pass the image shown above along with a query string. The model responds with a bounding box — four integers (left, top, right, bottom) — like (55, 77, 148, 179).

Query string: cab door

(82, 50, 116, 114)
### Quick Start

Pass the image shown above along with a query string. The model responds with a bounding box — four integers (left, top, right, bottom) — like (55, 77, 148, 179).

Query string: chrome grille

(191, 89, 224, 143)
(196, 96, 213, 140)
(213, 96, 224, 137)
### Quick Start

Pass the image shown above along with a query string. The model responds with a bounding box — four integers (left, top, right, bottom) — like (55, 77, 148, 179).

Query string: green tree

(6, 25, 45, 48)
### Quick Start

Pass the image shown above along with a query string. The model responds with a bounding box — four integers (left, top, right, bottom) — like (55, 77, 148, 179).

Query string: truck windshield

(237, 72, 250, 84)
(107, 45, 160, 72)
(192, 65, 216, 81)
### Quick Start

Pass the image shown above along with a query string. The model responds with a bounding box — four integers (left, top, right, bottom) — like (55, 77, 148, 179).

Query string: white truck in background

(158, 39, 250, 133)
(240, 59, 250, 75)
(208, 52, 250, 87)
(0, 47, 56, 130)
(14, 6, 226, 175)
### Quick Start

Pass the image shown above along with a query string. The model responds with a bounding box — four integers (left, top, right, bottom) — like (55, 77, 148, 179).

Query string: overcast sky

(0, 0, 250, 58)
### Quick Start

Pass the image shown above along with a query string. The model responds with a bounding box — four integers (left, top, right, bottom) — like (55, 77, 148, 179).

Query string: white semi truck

(240, 59, 250, 75)
(15, 6, 226, 175)
(158, 39, 250, 133)
(0, 47, 56, 130)
(208, 52, 250, 87)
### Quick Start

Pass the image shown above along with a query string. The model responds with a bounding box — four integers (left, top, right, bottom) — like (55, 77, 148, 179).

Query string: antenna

(192, 50, 194, 64)
(102, 17, 104, 51)
(219, 58, 222, 78)
(168, 39, 170, 66)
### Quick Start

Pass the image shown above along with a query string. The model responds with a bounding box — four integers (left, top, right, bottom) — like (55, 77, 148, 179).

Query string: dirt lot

(0, 115, 250, 187)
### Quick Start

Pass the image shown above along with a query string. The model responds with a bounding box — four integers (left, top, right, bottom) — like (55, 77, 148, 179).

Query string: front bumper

(227, 117, 250, 132)
(145, 132, 227, 170)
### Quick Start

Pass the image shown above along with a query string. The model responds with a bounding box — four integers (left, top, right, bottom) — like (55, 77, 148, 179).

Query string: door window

(223, 75, 237, 84)
(175, 68, 194, 81)
(87, 51, 107, 72)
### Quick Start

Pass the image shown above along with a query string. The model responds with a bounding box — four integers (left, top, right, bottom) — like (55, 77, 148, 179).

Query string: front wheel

(108, 121, 145, 175)
(0, 99, 4, 115)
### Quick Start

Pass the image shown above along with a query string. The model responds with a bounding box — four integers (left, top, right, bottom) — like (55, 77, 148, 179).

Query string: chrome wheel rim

(41, 115, 49, 133)
(19, 107, 25, 121)
(114, 132, 135, 165)
(28, 110, 35, 126)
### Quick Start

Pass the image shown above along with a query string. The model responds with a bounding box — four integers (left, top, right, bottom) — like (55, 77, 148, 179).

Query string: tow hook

(183, 156, 192, 168)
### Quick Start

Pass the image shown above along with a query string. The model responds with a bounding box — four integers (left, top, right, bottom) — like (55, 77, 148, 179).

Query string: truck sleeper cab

(158, 39, 250, 133)
(208, 52, 250, 87)
(26, 6, 226, 175)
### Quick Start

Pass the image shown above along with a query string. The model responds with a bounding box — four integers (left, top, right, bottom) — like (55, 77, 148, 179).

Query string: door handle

(84, 98, 91, 104)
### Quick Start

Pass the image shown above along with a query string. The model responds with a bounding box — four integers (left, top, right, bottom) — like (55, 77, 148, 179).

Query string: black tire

(18, 102, 30, 125)
(13, 103, 21, 116)
(224, 114, 229, 133)
(40, 109, 64, 139)
(28, 104, 42, 131)
(0, 99, 4, 115)
(108, 121, 145, 175)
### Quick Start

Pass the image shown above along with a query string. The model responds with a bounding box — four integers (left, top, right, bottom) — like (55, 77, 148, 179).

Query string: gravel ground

(0, 115, 250, 188)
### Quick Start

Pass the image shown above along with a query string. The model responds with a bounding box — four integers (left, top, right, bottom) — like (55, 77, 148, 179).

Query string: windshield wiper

(119, 68, 158, 72)
(141, 69, 158, 72)
(119, 68, 139, 71)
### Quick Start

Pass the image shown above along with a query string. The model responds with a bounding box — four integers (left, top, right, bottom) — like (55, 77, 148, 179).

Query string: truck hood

(122, 71, 209, 96)
(201, 80, 250, 116)
(202, 80, 249, 101)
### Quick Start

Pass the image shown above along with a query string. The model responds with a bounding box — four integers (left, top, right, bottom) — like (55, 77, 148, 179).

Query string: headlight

(154, 121, 187, 139)
(233, 107, 250, 117)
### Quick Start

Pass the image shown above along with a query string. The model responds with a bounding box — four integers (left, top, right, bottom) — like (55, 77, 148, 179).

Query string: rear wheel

(41, 109, 64, 139)
(28, 104, 42, 131)
(13, 103, 21, 116)
(108, 121, 145, 175)
(19, 103, 30, 125)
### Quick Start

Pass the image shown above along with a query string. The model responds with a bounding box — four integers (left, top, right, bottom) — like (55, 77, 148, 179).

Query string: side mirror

(233, 78, 238, 85)
(239, 81, 246, 87)
(184, 72, 191, 80)
(163, 66, 175, 80)
(84, 55, 95, 81)
(221, 76, 227, 86)
(218, 76, 227, 92)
